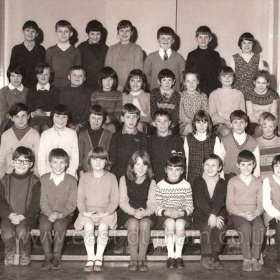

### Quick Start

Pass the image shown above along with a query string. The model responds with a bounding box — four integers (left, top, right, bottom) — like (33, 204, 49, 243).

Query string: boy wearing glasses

(0, 146, 41, 266)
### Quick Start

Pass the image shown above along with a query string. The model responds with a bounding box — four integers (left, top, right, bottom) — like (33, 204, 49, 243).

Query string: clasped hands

(208, 214, 224, 229)
(164, 209, 185, 219)
(9, 213, 25, 225)
(83, 211, 109, 222)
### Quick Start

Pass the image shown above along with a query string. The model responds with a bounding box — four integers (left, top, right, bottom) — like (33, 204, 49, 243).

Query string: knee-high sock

(84, 232, 95, 261)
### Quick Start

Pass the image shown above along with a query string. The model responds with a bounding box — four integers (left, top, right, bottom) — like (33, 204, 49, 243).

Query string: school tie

(164, 50, 168, 61)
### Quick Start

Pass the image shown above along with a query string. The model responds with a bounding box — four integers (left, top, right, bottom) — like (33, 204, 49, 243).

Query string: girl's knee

(127, 218, 140, 231)
(164, 218, 176, 230)
(175, 219, 187, 232)
(139, 218, 152, 230)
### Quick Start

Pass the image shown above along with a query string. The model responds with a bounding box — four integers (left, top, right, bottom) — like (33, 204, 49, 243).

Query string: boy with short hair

(40, 148, 77, 270)
(257, 112, 280, 181)
(220, 110, 260, 181)
(185, 26, 221, 97)
(10, 20, 46, 88)
(109, 103, 148, 180)
(78, 104, 112, 176)
(0, 146, 41, 266)
(150, 69, 181, 132)
(226, 150, 264, 271)
(144, 26, 185, 92)
(60, 66, 91, 133)
(0, 103, 40, 178)
(46, 20, 81, 91)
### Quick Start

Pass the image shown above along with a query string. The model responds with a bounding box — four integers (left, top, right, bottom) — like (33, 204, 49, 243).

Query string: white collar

(194, 132, 207, 141)
(159, 48, 172, 59)
(50, 172, 65, 186)
(57, 42, 71, 51)
(37, 83, 50, 91)
(233, 132, 247, 145)
(8, 83, 24, 91)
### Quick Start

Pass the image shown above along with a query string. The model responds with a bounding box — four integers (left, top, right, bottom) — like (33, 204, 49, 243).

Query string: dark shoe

(83, 260, 94, 272)
(20, 250, 31, 266)
(113, 237, 126, 254)
(175, 257, 184, 270)
(138, 260, 148, 272)
(162, 246, 168, 255)
(153, 246, 163, 255)
(276, 263, 280, 273)
(41, 259, 52, 271)
(51, 258, 62, 270)
(94, 260, 104, 272)
(4, 252, 15, 266)
(242, 259, 252, 272)
(213, 259, 224, 270)
(201, 257, 214, 270)
(252, 258, 262, 271)
(166, 257, 175, 269)
(128, 260, 138, 271)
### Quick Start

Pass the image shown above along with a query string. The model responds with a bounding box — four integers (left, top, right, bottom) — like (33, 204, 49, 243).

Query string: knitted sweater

(185, 47, 221, 96)
(144, 50, 185, 92)
(10, 43, 46, 88)
(208, 88, 246, 124)
(78, 41, 108, 90)
(77, 171, 118, 215)
(155, 177, 194, 216)
(226, 175, 263, 217)
(40, 172, 77, 218)
(0, 127, 40, 178)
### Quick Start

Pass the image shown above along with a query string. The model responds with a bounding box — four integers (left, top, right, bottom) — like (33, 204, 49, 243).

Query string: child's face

(219, 73, 234, 88)
(241, 40, 253, 53)
(203, 159, 220, 177)
(10, 73, 23, 88)
(134, 157, 148, 179)
(11, 111, 29, 129)
(273, 163, 280, 178)
(37, 68, 51, 85)
(158, 35, 174, 50)
(158, 77, 175, 92)
(129, 76, 143, 93)
(118, 26, 133, 44)
(153, 115, 171, 134)
(53, 113, 68, 131)
(165, 165, 183, 182)
(195, 119, 208, 134)
(230, 119, 247, 134)
(68, 70, 86, 87)
(23, 28, 38, 42)
(254, 77, 269, 94)
(261, 120, 276, 138)
(196, 33, 211, 49)
(55, 27, 72, 44)
(237, 160, 255, 176)
(49, 157, 67, 176)
(121, 113, 139, 130)
(184, 74, 199, 93)
(12, 155, 32, 175)
(102, 77, 114, 91)
(89, 113, 103, 130)
(88, 31, 101, 44)
(91, 157, 106, 172)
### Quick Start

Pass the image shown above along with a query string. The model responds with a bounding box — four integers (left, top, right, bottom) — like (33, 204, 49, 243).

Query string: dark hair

(50, 104, 72, 124)
(48, 148, 69, 168)
(22, 20, 39, 32)
(253, 70, 270, 83)
(153, 109, 171, 121)
(230, 110, 249, 123)
(158, 68, 175, 81)
(127, 150, 153, 181)
(35, 63, 55, 83)
(157, 26, 175, 39)
(192, 110, 213, 137)
(203, 154, 223, 171)
(238, 32, 256, 49)
(13, 146, 35, 168)
(124, 69, 149, 94)
(166, 151, 185, 169)
(97, 67, 118, 91)
(86, 20, 104, 33)
(121, 103, 140, 116)
(69, 65, 87, 77)
(237, 150, 256, 165)
(272, 155, 280, 169)
(7, 63, 26, 80)
(55, 20, 72, 31)
(219, 66, 235, 76)
(117, 20, 133, 31)
(88, 104, 108, 124)
(182, 70, 200, 91)
(9, 102, 30, 117)
(87, 146, 111, 172)
(196, 26, 212, 37)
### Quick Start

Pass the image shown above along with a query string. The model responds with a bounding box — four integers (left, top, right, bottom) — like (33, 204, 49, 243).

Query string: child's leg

(164, 218, 176, 258)
(271, 219, 280, 264)
(39, 214, 54, 261)
(211, 226, 227, 258)
(126, 218, 140, 261)
(96, 223, 109, 262)
(138, 218, 153, 261)
(175, 219, 187, 258)
(251, 216, 265, 260)
(84, 223, 96, 261)
(1, 218, 16, 264)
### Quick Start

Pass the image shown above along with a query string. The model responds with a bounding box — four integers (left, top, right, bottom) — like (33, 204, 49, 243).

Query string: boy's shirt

(150, 87, 180, 127)
(186, 47, 221, 96)
(221, 132, 260, 177)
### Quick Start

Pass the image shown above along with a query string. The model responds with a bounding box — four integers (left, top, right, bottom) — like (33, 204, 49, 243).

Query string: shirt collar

(122, 126, 138, 135)
(233, 131, 247, 144)
(156, 130, 172, 137)
(50, 172, 65, 186)
(194, 132, 207, 141)
(159, 48, 172, 59)
(57, 42, 71, 51)
(37, 83, 50, 91)
(8, 83, 24, 91)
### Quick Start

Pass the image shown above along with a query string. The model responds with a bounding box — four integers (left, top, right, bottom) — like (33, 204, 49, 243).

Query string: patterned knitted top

(155, 177, 194, 216)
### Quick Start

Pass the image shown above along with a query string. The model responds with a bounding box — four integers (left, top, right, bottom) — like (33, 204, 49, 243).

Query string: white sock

(84, 232, 95, 261)
(175, 235, 185, 258)
(194, 238, 201, 244)
(166, 233, 175, 258)
(95, 236, 108, 261)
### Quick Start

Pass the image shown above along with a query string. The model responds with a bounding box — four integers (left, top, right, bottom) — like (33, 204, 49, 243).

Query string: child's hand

(9, 213, 20, 224)
(164, 209, 173, 218)
(56, 213, 63, 219)
(83, 212, 96, 218)
(245, 212, 255, 221)
(216, 216, 225, 229)
(134, 209, 142, 219)
(208, 214, 217, 229)
(17, 214, 25, 222)
(96, 211, 109, 219)
(48, 212, 59, 222)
